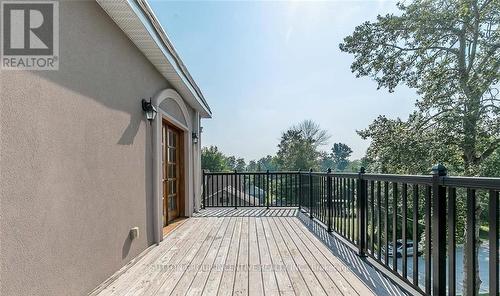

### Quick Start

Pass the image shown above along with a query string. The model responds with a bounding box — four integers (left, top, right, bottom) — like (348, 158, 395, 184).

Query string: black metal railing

(202, 171, 300, 208)
(202, 167, 499, 296)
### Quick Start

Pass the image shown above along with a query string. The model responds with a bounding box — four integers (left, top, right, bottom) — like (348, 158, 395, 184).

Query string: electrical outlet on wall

(130, 227, 139, 240)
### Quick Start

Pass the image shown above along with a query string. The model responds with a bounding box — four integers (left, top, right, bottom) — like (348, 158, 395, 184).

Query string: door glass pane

(169, 148, 176, 162)
(168, 130, 174, 146)
(168, 164, 175, 178)
(169, 180, 177, 194)
(169, 196, 176, 210)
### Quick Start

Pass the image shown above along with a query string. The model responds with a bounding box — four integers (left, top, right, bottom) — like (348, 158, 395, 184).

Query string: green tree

(201, 146, 246, 172)
(341, 1, 499, 293)
(247, 160, 258, 172)
(276, 121, 329, 170)
(226, 156, 246, 171)
(201, 146, 228, 172)
(340, 0, 500, 176)
(319, 151, 335, 171)
(331, 143, 353, 171)
(257, 155, 280, 171)
(293, 120, 331, 148)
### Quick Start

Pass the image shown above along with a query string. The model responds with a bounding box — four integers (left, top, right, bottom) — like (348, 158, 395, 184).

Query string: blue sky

(149, 0, 417, 161)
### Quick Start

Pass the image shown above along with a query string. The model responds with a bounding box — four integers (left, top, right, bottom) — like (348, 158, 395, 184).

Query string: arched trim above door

(151, 88, 193, 244)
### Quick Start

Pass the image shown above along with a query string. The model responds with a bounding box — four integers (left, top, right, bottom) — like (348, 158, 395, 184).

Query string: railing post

(357, 167, 367, 257)
(298, 170, 302, 210)
(431, 164, 447, 296)
(327, 168, 332, 232)
(309, 168, 313, 219)
(234, 170, 238, 209)
(202, 170, 206, 209)
(266, 170, 270, 209)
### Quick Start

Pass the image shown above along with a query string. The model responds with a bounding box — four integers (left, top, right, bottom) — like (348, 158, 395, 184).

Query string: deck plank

(170, 217, 230, 296)
(234, 217, 249, 295)
(154, 217, 225, 295)
(266, 217, 314, 296)
(254, 218, 280, 296)
(200, 218, 237, 296)
(131, 217, 219, 296)
(94, 209, 409, 296)
(99, 218, 201, 296)
(287, 217, 376, 295)
(275, 217, 348, 296)
(273, 217, 343, 296)
(217, 217, 242, 296)
(248, 217, 264, 296)
(260, 218, 297, 296)
(186, 218, 234, 296)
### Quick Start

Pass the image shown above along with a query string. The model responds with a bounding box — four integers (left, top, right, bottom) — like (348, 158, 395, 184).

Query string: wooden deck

(94, 208, 408, 296)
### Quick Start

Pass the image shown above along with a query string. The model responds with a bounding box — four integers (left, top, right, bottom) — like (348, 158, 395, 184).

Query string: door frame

(162, 118, 185, 225)
(152, 89, 195, 244)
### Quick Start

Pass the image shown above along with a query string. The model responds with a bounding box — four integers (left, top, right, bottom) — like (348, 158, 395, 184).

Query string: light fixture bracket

(141, 98, 157, 121)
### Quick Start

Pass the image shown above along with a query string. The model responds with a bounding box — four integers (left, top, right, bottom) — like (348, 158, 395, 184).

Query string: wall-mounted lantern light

(192, 132, 199, 144)
(141, 98, 157, 121)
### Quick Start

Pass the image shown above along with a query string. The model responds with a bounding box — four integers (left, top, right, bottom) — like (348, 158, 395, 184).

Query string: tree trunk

(462, 200, 482, 295)
(461, 92, 482, 295)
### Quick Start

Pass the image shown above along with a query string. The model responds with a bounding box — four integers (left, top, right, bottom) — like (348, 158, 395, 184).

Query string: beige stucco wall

(0, 1, 195, 295)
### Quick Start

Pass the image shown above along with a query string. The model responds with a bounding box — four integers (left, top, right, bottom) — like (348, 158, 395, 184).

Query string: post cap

(431, 164, 447, 176)
(309, 168, 313, 172)
(359, 167, 366, 174)
(266, 169, 269, 173)
(327, 168, 332, 173)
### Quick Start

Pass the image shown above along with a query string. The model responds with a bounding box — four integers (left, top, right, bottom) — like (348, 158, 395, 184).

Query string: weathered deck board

(185, 218, 233, 296)
(254, 217, 280, 296)
(233, 217, 249, 295)
(94, 209, 408, 296)
(273, 217, 342, 296)
(248, 217, 264, 296)
(217, 217, 242, 296)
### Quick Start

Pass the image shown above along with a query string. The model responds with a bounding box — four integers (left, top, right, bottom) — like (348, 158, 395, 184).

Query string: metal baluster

(309, 169, 313, 219)
(377, 181, 382, 260)
(412, 184, 419, 287)
(424, 185, 431, 295)
(392, 182, 398, 272)
(431, 164, 446, 296)
(466, 188, 477, 296)
(448, 187, 456, 296)
(384, 181, 389, 266)
(402, 183, 408, 279)
(489, 189, 499, 296)
(371, 180, 375, 254)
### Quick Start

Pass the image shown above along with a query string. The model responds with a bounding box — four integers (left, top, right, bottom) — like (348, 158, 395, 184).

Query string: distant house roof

(207, 185, 263, 206)
(96, 0, 212, 118)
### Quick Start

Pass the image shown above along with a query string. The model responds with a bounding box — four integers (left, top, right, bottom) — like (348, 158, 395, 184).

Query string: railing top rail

(204, 170, 500, 190)
(204, 171, 300, 175)
(441, 176, 500, 190)
(363, 174, 433, 185)
(304, 171, 359, 178)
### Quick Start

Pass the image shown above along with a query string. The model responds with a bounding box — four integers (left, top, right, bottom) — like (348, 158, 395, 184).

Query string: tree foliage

(201, 146, 246, 172)
(341, 1, 499, 292)
(276, 120, 330, 170)
(331, 143, 354, 171)
(340, 0, 500, 176)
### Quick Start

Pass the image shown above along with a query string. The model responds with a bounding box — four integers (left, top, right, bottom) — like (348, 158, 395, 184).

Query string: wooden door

(162, 121, 183, 226)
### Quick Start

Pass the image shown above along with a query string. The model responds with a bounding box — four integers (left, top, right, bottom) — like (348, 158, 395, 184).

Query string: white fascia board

(96, 0, 212, 118)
